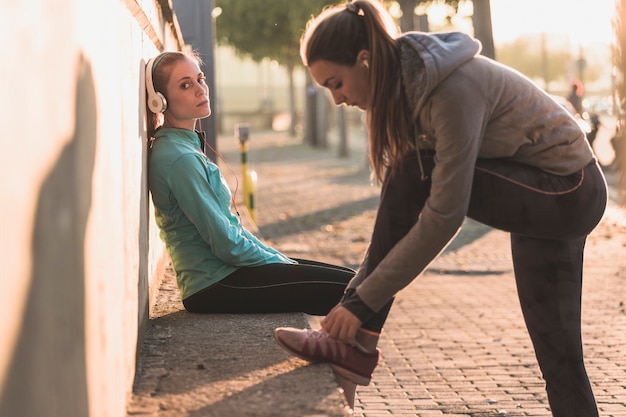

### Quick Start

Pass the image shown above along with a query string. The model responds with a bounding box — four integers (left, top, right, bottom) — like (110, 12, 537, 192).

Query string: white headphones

(145, 53, 169, 113)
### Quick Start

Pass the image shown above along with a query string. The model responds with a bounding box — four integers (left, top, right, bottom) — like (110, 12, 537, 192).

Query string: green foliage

(214, 0, 335, 68)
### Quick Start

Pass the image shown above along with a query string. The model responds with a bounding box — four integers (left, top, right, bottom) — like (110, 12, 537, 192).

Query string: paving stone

(130, 129, 626, 417)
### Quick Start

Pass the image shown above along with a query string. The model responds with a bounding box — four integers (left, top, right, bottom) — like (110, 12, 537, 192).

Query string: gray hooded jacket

(345, 31, 595, 317)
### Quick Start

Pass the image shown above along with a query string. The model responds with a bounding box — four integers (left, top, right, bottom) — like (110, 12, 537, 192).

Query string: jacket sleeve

(168, 153, 295, 266)
(353, 76, 489, 313)
(240, 227, 295, 259)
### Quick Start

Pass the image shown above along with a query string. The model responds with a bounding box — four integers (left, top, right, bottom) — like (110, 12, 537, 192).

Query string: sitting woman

(146, 51, 353, 314)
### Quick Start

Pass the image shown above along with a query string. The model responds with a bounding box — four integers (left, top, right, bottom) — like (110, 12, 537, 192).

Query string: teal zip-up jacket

(148, 127, 295, 300)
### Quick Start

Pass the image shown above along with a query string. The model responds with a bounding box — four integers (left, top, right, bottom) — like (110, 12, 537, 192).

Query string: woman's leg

(356, 152, 436, 332)
(467, 160, 606, 417)
(511, 235, 598, 417)
(467, 159, 606, 239)
(183, 259, 354, 315)
(273, 153, 434, 396)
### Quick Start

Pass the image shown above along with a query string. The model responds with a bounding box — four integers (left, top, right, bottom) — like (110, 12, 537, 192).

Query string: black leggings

(360, 153, 607, 417)
(183, 259, 354, 316)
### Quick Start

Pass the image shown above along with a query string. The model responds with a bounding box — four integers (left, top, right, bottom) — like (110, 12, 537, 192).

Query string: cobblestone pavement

(217, 120, 626, 417)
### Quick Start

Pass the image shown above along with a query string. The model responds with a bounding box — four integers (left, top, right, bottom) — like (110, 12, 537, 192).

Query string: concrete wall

(0, 0, 182, 416)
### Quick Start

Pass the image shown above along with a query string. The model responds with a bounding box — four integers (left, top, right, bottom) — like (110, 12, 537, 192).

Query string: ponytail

(301, 0, 412, 182)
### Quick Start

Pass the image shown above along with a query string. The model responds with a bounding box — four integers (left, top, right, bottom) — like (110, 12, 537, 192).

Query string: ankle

(355, 328, 379, 354)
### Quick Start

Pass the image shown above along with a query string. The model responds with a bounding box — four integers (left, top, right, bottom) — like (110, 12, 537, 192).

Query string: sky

(489, 0, 616, 47)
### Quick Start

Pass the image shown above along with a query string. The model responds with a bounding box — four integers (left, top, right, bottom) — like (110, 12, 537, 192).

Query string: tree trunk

(472, 0, 496, 60)
(315, 90, 328, 148)
(304, 71, 317, 146)
(397, 0, 419, 32)
(287, 63, 297, 137)
(416, 13, 429, 32)
(337, 107, 348, 158)
(396, 0, 430, 32)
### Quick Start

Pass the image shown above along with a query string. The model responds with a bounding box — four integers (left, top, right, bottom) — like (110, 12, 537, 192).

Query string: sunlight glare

(490, 0, 616, 47)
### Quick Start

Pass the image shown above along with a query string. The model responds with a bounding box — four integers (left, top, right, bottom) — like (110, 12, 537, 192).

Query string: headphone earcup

(148, 91, 168, 113)
(145, 57, 168, 113)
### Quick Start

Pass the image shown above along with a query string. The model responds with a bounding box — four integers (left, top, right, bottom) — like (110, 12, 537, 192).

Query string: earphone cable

(196, 122, 241, 217)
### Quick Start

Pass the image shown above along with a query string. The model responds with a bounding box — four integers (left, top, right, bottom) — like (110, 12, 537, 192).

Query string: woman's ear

(357, 49, 370, 68)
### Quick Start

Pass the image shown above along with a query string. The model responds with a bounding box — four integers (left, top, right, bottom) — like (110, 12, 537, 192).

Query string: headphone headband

(145, 52, 171, 113)
(151, 52, 172, 75)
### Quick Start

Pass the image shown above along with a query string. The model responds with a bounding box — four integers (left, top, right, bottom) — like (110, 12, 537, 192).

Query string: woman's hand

(321, 304, 362, 346)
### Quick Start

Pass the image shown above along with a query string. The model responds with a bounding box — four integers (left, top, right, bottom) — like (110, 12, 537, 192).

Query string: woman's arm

(168, 153, 295, 266)
(349, 78, 489, 316)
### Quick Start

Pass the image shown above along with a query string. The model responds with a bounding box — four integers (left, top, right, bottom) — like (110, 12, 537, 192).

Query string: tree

(393, 0, 495, 59)
(215, 0, 334, 136)
(471, 0, 495, 59)
(395, 0, 429, 32)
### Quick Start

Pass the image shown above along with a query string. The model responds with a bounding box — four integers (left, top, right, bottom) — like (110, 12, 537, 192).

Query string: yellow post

(235, 124, 256, 223)
(245, 170, 257, 223)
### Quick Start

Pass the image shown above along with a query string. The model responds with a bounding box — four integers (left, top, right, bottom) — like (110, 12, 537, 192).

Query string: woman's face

(163, 57, 211, 129)
(309, 52, 370, 111)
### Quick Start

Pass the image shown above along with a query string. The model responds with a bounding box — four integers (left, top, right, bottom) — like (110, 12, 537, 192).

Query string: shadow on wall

(0, 53, 97, 417)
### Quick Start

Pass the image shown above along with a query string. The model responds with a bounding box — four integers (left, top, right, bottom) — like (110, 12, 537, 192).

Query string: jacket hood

(398, 32, 481, 119)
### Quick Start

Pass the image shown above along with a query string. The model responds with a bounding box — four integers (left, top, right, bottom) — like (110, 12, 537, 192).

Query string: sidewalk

(128, 122, 626, 417)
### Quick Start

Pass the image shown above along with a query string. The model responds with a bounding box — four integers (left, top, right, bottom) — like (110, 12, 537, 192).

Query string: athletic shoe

(273, 327, 380, 385)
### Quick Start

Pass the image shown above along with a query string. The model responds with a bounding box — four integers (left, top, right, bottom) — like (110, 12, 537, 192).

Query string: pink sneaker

(273, 327, 380, 385)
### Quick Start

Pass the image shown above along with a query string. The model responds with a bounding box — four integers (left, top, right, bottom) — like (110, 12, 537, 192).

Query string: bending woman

(273, 1, 607, 415)
(146, 51, 353, 315)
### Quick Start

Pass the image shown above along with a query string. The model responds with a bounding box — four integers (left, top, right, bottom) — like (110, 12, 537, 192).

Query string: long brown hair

(301, 0, 412, 182)
(146, 51, 202, 140)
